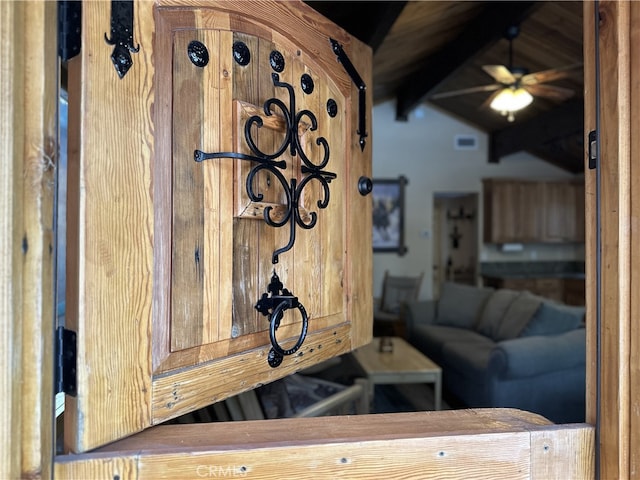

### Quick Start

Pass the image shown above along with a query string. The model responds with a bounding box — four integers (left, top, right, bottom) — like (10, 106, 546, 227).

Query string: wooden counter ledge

(55, 409, 594, 480)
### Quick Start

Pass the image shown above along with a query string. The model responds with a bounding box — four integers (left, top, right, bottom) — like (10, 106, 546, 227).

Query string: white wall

(371, 100, 584, 300)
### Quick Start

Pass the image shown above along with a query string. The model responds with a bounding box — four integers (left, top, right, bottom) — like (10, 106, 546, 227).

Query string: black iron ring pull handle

(267, 300, 309, 368)
(256, 271, 310, 368)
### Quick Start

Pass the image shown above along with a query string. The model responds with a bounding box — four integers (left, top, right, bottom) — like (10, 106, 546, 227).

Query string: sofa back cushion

(494, 291, 544, 341)
(520, 301, 585, 337)
(436, 282, 494, 329)
(475, 289, 520, 340)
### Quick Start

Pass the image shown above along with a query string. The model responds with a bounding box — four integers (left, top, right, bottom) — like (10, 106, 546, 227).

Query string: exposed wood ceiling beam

(305, 1, 407, 53)
(362, 1, 408, 53)
(527, 133, 585, 174)
(395, 1, 539, 121)
(489, 99, 584, 171)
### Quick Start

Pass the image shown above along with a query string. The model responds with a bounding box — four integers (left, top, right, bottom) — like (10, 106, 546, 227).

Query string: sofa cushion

(442, 340, 496, 378)
(494, 291, 544, 341)
(520, 302, 585, 337)
(436, 282, 494, 329)
(410, 324, 489, 365)
(475, 289, 519, 340)
(373, 306, 399, 322)
(490, 329, 586, 381)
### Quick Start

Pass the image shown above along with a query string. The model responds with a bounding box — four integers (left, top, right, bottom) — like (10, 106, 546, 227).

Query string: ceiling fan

(430, 25, 581, 122)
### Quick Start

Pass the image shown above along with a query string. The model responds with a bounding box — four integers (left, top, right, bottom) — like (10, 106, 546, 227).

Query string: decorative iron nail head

(327, 99, 338, 117)
(187, 41, 209, 67)
(233, 41, 251, 66)
(301, 73, 314, 94)
(270, 50, 285, 72)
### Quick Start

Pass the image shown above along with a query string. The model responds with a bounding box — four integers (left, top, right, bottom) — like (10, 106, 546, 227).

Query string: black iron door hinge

(55, 327, 77, 396)
(330, 38, 368, 151)
(58, 0, 82, 62)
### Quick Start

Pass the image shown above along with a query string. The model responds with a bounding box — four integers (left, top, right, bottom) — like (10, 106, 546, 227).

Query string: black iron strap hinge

(55, 327, 77, 397)
(58, 1, 82, 62)
(330, 38, 368, 151)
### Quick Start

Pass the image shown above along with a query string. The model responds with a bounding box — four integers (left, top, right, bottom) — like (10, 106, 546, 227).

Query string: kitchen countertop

(479, 261, 585, 280)
(481, 272, 585, 280)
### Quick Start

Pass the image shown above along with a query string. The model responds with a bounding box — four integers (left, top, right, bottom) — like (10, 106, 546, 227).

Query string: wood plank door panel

(65, 0, 372, 453)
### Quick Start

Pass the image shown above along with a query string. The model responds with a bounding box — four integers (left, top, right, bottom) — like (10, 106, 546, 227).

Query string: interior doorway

(432, 192, 479, 299)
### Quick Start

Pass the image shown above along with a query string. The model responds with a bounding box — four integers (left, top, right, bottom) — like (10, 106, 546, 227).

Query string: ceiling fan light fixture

(490, 86, 533, 116)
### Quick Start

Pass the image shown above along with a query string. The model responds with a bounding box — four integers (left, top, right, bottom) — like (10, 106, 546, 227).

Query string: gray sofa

(403, 282, 586, 423)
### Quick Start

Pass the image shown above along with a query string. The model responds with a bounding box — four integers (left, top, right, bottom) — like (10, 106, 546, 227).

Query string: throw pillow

(520, 301, 585, 337)
(436, 282, 494, 329)
(494, 291, 544, 341)
(475, 289, 520, 340)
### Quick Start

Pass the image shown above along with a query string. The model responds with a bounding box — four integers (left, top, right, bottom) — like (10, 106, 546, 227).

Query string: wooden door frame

(14, 0, 640, 478)
(584, 1, 640, 478)
(1, 2, 57, 478)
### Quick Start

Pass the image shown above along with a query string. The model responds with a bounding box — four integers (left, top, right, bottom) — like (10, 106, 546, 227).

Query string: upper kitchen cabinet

(483, 178, 585, 244)
(542, 180, 585, 242)
(483, 179, 543, 243)
(64, 0, 372, 453)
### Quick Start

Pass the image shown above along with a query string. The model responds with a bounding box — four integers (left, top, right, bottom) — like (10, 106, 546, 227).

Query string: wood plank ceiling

(305, 1, 585, 173)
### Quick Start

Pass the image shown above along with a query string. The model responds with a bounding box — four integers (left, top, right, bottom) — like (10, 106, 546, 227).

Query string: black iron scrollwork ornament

(104, 0, 140, 79)
(195, 72, 336, 264)
(255, 272, 309, 368)
(330, 38, 368, 151)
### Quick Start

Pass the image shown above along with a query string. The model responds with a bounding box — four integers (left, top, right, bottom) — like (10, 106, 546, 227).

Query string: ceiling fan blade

(430, 83, 501, 100)
(482, 65, 516, 84)
(525, 83, 575, 101)
(521, 63, 583, 86)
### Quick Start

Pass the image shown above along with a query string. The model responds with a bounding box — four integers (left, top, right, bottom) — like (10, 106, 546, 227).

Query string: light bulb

(490, 87, 533, 114)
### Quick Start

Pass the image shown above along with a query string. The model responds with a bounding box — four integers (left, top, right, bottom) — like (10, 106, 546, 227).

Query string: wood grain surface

(64, 0, 372, 452)
(56, 409, 593, 480)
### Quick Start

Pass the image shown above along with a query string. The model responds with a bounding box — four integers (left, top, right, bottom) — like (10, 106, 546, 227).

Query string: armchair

(373, 270, 424, 337)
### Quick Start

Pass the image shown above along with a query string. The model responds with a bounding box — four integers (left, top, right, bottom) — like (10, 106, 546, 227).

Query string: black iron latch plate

(55, 327, 77, 396)
(588, 130, 598, 170)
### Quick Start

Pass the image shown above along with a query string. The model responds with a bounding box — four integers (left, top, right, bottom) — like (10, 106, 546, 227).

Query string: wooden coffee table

(352, 336, 442, 412)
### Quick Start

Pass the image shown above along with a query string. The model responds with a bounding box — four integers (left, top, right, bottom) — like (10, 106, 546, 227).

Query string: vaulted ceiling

(305, 1, 585, 173)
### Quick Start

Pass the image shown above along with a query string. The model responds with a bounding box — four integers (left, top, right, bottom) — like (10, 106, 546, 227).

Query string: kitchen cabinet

(483, 179, 585, 244)
(564, 278, 587, 306)
(483, 276, 563, 303)
(482, 276, 585, 305)
(483, 179, 543, 243)
(533, 277, 565, 303)
(543, 181, 585, 242)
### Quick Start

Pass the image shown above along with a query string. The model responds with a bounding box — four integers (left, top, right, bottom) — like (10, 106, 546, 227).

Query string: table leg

(363, 378, 375, 413)
(434, 372, 442, 411)
(354, 378, 370, 415)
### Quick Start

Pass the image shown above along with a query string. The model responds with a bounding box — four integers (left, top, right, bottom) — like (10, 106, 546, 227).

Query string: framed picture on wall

(372, 176, 408, 255)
